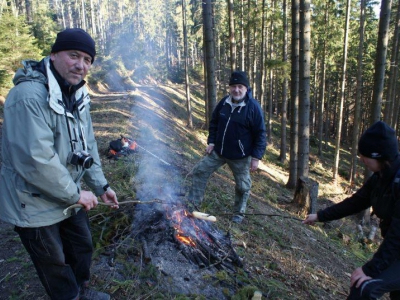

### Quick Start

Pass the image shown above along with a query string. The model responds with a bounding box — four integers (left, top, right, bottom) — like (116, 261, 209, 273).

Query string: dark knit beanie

(51, 28, 96, 63)
(229, 71, 249, 88)
(358, 121, 399, 161)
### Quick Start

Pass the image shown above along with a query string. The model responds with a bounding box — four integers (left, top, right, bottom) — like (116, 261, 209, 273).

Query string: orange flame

(167, 209, 200, 247)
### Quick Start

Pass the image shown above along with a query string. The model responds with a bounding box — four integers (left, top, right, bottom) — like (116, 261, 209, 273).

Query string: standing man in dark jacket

(303, 121, 400, 299)
(0, 28, 118, 300)
(188, 71, 267, 223)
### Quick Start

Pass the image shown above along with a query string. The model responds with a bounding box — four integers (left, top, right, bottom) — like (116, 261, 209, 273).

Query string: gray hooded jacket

(0, 57, 107, 227)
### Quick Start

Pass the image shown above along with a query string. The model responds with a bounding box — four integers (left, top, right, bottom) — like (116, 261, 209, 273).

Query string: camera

(67, 151, 94, 169)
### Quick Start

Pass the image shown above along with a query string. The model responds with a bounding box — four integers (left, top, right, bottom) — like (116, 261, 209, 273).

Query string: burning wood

(130, 200, 242, 272)
(167, 208, 242, 270)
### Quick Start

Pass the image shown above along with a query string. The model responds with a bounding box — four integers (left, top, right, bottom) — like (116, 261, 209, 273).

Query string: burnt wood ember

(167, 207, 242, 271)
(131, 201, 242, 271)
(139, 236, 151, 263)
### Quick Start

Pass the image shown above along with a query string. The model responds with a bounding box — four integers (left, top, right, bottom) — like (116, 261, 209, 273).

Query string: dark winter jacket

(207, 92, 267, 160)
(317, 156, 400, 278)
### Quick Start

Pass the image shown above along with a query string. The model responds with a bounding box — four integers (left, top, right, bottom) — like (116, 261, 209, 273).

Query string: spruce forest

(0, 0, 398, 299)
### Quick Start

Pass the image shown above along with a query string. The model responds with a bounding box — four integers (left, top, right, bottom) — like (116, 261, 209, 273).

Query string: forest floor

(0, 81, 386, 299)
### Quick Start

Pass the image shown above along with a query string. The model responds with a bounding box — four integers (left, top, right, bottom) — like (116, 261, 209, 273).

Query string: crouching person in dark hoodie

(303, 121, 400, 300)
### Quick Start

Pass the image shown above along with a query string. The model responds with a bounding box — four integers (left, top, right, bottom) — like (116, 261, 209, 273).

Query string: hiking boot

(79, 287, 110, 300)
(232, 215, 244, 224)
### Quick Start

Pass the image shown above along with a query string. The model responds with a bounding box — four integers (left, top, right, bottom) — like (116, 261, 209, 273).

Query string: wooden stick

(211, 212, 303, 222)
(63, 199, 162, 216)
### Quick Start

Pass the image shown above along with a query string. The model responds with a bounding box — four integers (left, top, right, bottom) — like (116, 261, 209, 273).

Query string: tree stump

(292, 176, 319, 216)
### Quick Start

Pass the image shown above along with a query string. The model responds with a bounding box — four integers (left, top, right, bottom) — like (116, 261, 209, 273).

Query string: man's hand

(250, 158, 259, 172)
(100, 188, 119, 209)
(303, 214, 318, 225)
(77, 190, 98, 211)
(206, 144, 214, 154)
(350, 267, 372, 288)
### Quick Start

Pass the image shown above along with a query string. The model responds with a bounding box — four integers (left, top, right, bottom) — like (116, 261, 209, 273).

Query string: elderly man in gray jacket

(0, 28, 118, 300)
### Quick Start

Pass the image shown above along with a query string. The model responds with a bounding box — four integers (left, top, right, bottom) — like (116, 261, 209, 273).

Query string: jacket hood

(13, 58, 90, 116)
(13, 60, 47, 87)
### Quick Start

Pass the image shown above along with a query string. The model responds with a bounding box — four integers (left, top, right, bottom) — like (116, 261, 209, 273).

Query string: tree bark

(292, 176, 319, 215)
(202, 0, 217, 126)
(333, 0, 351, 182)
(370, 0, 392, 122)
(384, 0, 400, 127)
(227, 0, 236, 72)
(350, 0, 366, 185)
(182, 0, 193, 128)
(297, 0, 311, 179)
(279, 0, 288, 163)
(286, 0, 300, 189)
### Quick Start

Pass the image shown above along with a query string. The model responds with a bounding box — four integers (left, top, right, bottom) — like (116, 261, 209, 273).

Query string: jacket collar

(44, 57, 90, 116)
(225, 95, 247, 107)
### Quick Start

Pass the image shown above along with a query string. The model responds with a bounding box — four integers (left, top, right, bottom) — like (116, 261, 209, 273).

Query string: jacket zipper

(220, 115, 231, 155)
(238, 140, 245, 156)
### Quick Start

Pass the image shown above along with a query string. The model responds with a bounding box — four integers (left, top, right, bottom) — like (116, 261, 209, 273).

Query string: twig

(63, 199, 162, 216)
(0, 272, 16, 284)
(214, 212, 303, 221)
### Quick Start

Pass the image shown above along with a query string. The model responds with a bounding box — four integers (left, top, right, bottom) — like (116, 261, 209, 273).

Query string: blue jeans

(347, 261, 400, 299)
(15, 209, 93, 300)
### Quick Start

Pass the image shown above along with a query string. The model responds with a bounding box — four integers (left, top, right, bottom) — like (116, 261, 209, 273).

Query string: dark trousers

(188, 151, 252, 214)
(15, 209, 93, 300)
(347, 261, 400, 300)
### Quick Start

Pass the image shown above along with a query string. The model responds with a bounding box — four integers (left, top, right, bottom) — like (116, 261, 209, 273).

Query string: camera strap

(64, 109, 75, 153)
(63, 102, 87, 153)
(63, 104, 89, 181)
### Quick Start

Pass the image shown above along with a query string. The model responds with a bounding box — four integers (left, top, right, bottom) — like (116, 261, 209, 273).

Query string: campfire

(166, 208, 243, 270)
(131, 200, 242, 272)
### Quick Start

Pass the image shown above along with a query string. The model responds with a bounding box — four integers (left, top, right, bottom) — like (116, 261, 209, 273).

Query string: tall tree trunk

(310, 59, 318, 136)
(333, 0, 351, 182)
(246, 0, 251, 75)
(317, 42, 327, 157)
(80, 0, 87, 30)
(384, 0, 400, 126)
(350, 0, 366, 185)
(89, 0, 96, 36)
(259, 0, 267, 111)
(240, 0, 245, 71)
(297, 0, 311, 179)
(280, 0, 288, 163)
(202, 0, 217, 126)
(267, 1, 274, 144)
(287, 0, 300, 188)
(24, 0, 32, 23)
(317, 5, 329, 157)
(252, 1, 258, 96)
(227, 0, 236, 72)
(370, 0, 392, 122)
(182, 0, 193, 128)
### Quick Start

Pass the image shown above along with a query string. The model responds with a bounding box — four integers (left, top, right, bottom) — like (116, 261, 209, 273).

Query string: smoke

(130, 87, 180, 203)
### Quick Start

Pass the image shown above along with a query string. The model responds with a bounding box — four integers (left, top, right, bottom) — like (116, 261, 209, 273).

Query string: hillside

(0, 82, 383, 299)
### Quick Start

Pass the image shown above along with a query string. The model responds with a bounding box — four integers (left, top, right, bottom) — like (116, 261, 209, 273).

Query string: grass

(83, 82, 380, 299)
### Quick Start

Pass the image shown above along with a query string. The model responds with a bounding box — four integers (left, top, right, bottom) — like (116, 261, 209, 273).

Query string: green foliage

(0, 10, 43, 96)
(31, 7, 60, 56)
